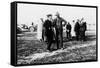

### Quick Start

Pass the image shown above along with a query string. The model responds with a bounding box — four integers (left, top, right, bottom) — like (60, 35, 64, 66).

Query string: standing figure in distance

(66, 22, 72, 40)
(79, 21, 87, 41)
(74, 19, 80, 41)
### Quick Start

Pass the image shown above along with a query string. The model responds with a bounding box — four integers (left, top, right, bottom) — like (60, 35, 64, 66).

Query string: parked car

(17, 25, 29, 34)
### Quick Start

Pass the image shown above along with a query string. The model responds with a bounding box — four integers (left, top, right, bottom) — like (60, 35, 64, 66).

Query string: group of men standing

(74, 18, 87, 41)
(41, 12, 87, 51)
(42, 12, 67, 51)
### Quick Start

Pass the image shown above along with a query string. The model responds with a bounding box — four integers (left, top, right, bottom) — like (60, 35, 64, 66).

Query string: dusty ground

(17, 30, 97, 65)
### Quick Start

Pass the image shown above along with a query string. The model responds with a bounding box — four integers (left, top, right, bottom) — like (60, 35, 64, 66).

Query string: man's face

(48, 16, 52, 20)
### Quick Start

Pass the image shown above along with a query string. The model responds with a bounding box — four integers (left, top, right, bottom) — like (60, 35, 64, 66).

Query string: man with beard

(54, 12, 67, 49)
(43, 14, 54, 51)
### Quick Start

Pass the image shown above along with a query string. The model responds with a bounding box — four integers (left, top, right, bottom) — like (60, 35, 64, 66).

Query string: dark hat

(47, 14, 52, 17)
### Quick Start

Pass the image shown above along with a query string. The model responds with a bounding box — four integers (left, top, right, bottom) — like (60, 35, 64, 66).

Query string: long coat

(43, 19, 54, 41)
(74, 22, 80, 33)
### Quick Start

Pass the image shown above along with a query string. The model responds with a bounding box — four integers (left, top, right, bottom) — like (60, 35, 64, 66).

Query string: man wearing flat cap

(54, 12, 67, 49)
(43, 14, 54, 51)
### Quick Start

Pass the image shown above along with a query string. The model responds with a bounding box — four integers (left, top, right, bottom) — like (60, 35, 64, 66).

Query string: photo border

(11, 1, 98, 66)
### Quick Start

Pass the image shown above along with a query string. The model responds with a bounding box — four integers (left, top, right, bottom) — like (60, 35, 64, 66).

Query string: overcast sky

(17, 3, 96, 26)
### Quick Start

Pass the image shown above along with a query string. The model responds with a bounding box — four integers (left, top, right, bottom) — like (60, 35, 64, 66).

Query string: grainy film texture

(17, 3, 97, 65)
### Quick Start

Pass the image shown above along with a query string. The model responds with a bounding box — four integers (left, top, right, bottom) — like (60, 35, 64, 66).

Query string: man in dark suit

(43, 14, 54, 51)
(54, 12, 67, 49)
(74, 19, 80, 41)
(66, 22, 72, 40)
(80, 22, 87, 41)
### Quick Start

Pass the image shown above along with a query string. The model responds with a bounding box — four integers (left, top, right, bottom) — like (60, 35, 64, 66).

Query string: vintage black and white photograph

(15, 2, 97, 65)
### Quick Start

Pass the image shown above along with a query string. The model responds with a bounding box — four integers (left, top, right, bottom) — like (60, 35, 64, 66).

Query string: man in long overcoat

(43, 14, 54, 51)
(54, 12, 67, 49)
(74, 19, 80, 41)
(66, 22, 72, 40)
(79, 22, 87, 41)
